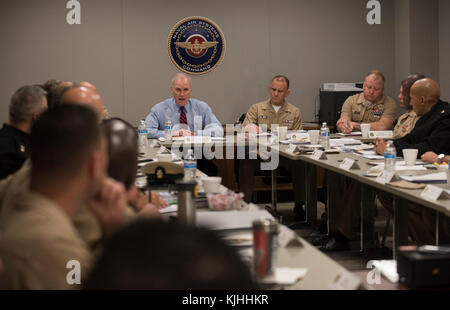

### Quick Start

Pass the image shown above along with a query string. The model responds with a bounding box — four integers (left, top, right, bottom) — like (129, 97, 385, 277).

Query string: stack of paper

(330, 139, 361, 147)
(336, 132, 362, 136)
(400, 172, 447, 183)
(196, 210, 274, 231)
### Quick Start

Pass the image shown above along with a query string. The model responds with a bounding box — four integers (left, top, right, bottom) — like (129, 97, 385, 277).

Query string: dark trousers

(379, 193, 450, 245)
(336, 182, 450, 244)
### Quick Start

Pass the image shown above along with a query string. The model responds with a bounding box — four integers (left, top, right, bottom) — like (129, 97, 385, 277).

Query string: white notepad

(196, 210, 274, 231)
(400, 172, 447, 183)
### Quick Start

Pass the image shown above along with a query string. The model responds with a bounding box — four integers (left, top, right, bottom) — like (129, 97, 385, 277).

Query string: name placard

(376, 170, 395, 185)
(339, 158, 360, 170)
(286, 144, 298, 154)
(420, 185, 450, 201)
(311, 150, 327, 160)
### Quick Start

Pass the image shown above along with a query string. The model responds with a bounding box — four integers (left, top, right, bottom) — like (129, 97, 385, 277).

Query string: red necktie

(180, 106, 187, 125)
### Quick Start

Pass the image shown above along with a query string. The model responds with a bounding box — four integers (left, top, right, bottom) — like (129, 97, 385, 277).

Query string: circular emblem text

(168, 16, 226, 75)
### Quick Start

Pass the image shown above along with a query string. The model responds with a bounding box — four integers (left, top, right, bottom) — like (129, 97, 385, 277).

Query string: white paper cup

(278, 127, 288, 141)
(361, 124, 371, 138)
(201, 177, 222, 193)
(308, 130, 320, 145)
(403, 149, 418, 166)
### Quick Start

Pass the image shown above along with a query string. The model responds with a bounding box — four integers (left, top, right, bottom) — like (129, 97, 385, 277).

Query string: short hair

(9, 85, 47, 123)
(366, 70, 385, 83)
(401, 73, 426, 109)
(84, 219, 258, 290)
(102, 118, 138, 190)
(42, 79, 62, 93)
(272, 75, 290, 89)
(30, 104, 101, 177)
(47, 84, 73, 109)
(171, 73, 192, 88)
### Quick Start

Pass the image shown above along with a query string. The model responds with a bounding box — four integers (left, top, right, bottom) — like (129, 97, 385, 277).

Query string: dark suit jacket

(0, 124, 30, 180)
(394, 100, 450, 157)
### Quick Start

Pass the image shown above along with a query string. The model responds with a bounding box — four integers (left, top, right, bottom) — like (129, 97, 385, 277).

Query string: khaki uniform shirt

(341, 93, 397, 124)
(243, 100, 303, 130)
(0, 191, 92, 289)
(0, 161, 104, 248)
(393, 110, 420, 139)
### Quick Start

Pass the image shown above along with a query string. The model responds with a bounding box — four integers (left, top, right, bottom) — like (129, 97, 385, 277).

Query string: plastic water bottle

(138, 120, 149, 154)
(320, 122, 330, 150)
(164, 120, 172, 140)
(184, 149, 197, 181)
(384, 142, 396, 172)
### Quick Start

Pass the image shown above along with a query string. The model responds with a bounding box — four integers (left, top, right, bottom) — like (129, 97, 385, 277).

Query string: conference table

(156, 133, 450, 260)
(277, 144, 448, 253)
(136, 141, 365, 290)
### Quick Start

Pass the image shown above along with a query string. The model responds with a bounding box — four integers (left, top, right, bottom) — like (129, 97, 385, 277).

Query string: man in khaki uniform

(0, 85, 109, 249)
(320, 70, 397, 251)
(336, 70, 396, 133)
(243, 78, 302, 131)
(0, 105, 129, 289)
(239, 75, 306, 219)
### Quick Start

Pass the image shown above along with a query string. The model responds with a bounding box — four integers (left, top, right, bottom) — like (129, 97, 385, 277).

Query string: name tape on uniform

(368, 131, 393, 139)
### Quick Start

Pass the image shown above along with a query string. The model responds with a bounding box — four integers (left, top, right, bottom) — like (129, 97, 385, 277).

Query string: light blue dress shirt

(145, 98, 224, 138)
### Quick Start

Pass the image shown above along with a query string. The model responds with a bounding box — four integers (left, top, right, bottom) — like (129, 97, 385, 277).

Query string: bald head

(61, 86, 103, 119)
(80, 81, 97, 91)
(410, 78, 441, 116)
(60, 81, 74, 88)
(170, 73, 192, 106)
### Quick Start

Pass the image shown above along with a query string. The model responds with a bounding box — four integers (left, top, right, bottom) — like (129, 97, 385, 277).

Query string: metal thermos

(175, 179, 197, 225)
(252, 219, 279, 278)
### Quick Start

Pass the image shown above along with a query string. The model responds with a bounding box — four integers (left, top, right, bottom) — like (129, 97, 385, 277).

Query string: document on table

(330, 139, 361, 147)
(336, 132, 362, 136)
(196, 210, 274, 231)
(367, 165, 427, 176)
(256, 133, 272, 137)
(159, 205, 178, 214)
(400, 172, 447, 183)
(361, 154, 385, 160)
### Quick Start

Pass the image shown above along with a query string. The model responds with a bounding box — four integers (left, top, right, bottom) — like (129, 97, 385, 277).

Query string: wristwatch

(437, 154, 445, 164)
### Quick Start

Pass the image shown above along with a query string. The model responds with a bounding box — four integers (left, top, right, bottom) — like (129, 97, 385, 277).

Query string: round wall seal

(168, 16, 226, 75)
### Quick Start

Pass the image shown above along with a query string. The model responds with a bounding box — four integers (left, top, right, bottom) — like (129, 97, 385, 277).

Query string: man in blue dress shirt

(145, 73, 223, 138)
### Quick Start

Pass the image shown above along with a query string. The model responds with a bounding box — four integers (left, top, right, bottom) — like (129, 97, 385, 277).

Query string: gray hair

(171, 73, 192, 88)
(9, 85, 47, 123)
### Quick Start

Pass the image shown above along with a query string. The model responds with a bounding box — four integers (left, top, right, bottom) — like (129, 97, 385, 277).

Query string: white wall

(0, 0, 409, 127)
(439, 0, 450, 101)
